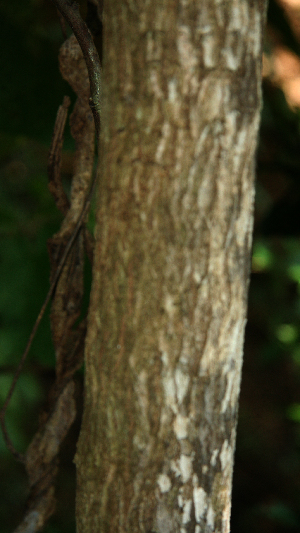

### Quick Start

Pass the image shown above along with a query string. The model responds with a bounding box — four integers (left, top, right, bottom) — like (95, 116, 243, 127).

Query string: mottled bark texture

(75, 1, 267, 532)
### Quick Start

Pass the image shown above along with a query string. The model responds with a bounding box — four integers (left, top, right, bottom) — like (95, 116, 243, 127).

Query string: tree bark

(75, 1, 267, 532)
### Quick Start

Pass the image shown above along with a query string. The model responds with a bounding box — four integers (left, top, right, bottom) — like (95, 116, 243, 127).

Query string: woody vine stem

(53, 0, 102, 140)
(0, 0, 101, 460)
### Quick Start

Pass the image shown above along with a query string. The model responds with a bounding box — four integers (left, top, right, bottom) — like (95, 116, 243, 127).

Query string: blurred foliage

(267, 0, 300, 57)
(231, 3, 300, 531)
(2, 1, 300, 532)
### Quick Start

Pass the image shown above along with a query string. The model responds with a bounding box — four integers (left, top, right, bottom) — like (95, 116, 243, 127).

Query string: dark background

(1, 1, 300, 531)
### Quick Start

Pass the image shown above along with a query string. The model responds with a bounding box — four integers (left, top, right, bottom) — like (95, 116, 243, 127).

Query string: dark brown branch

(52, 0, 102, 139)
(4, 23, 100, 528)
(1, 0, 101, 476)
(0, 175, 96, 462)
(1, 0, 101, 464)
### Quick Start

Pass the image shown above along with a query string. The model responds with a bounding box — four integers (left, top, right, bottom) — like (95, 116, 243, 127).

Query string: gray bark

(75, 1, 268, 531)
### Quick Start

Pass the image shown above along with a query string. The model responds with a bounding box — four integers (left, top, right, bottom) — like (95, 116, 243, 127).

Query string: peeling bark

(75, 1, 268, 532)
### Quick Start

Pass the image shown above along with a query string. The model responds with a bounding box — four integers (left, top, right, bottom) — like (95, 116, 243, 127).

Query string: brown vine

(0, 3, 102, 531)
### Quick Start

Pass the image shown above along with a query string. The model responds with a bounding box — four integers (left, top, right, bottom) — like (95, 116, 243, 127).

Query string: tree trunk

(75, 1, 267, 531)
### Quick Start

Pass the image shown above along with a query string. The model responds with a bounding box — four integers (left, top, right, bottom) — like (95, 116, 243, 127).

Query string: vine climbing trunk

(75, 0, 268, 532)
